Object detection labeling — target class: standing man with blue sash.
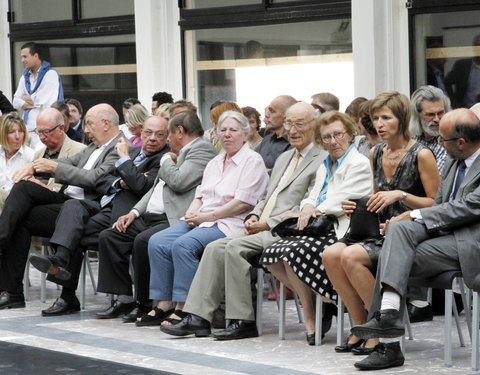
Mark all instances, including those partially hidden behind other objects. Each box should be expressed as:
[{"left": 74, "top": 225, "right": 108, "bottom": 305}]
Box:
[{"left": 13, "top": 42, "right": 64, "bottom": 150}]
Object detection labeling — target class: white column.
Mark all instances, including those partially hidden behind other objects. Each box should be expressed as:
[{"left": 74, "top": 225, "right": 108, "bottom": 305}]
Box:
[
  {"left": 0, "top": 0, "right": 13, "bottom": 100},
  {"left": 352, "top": 0, "right": 410, "bottom": 98},
  {"left": 134, "top": 0, "right": 183, "bottom": 107}
]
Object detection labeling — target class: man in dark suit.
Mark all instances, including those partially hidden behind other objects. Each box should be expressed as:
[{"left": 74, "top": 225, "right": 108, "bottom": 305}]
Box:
[
  {"left": 93, "top": 111, "right": 216, "bottom": 321},
  {"left": 30, "top": 115, "right": 170, "bottom": 316},
  {"left": 0, "top": 103, "right": 123, "bottom": 310},
  {"left": 65, "top": 98, "right": 88, "bottom": 144},
  {"left": 351, "top": 108, "right": 480, "bottom": 370}
]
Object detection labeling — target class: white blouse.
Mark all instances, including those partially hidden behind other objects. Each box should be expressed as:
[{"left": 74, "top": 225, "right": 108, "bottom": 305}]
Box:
[{"left": 0, "top": 145, "right": 35, "bottom": 192}]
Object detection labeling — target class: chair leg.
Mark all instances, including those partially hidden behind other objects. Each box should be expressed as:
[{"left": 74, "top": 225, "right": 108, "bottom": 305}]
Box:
[
  {"left": 444, "top": 289, "right": 453, "bottom": 367},
  {"left": 80, "top": 255, "right": 87, "bottom": 310},
  {"left": 472, "top": 291, "right": 479, "bottom": 371},
  {"left": 279, "top": 282, "right": 286, "bottom": 340},
  {"left": 256, "top": 268, "right": 264, "bottom": 336},
  {"left": 86, "top": 254, "right": 97, "bottom": 295},
  {"left": 314, "top": 293, "right": 323, "bottom": 346},
  {"left": 336, "top": 297, "right": 345, "bottom": 346},
  {"left": 458, "top": 280, "right": 471, "bottom": 341},
  {"left": 452, "top": 294, "right": 465, "bottom": 347}
]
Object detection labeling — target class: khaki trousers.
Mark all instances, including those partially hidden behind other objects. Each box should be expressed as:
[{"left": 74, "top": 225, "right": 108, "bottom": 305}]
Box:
[{"left": 184, "top": 229, "right": 279, "bottom": 322}]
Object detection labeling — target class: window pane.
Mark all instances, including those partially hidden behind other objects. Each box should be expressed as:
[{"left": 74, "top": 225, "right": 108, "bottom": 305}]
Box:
[
  {"left": 12, "top": 0, "right": 71, "bottom": 23},
  {"left": 414, "top": 10, "right": 480, "bottom": 108},
  {"left": 185, "top": 19, "right": 353, "bottom": 128},
  {"left": 185, "top": 0, "right": 260, "bottom": 9},
  {"left": 81, "top": 0, "right": 134, "bottom": 19},
  {"left": 12, "top": 34, "right": 136, "bottom": 116}
]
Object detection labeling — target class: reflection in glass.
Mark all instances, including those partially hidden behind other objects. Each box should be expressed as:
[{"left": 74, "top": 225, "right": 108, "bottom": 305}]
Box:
[{"left": 414, "top": 10, "right": 480, "bottom": 108}]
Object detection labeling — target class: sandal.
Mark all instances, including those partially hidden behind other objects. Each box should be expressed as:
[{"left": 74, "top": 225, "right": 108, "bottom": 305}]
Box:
[
  {"left": 135, "top": 307, "right": 174, "bottom": 327},
  {"left": 161, "top": 309, "right": 188, "bottom": 326}
]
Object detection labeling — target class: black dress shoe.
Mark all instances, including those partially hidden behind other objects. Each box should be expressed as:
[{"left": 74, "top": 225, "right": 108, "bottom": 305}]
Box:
[
  {"left": 122, "top": 303, "right": 151, "bottom": 323},
  {"left": 95, "top": 300, "right": 136, "bottom": 319},
  {"left": 212, "top": 320, "right": 258, "bottom": 341},
  {"left": 354, "top": 342, "right": 404, "bottom": 370},
  {"left": 29, "top": 254, "right": 71, "bottom": 281},
  {"left": 160, "top": 314, "right": 211, "bottom": 337},
  {"left": 334, "top": 336, "right": 364, "bottom": 353},
  {"left": 42, "top": 297, "right": 80, "bottom": 317},
  {"left": 351, "top": 343, "right": 376, "bottom": 356},
  {"left": 306, "top": 333, "right": 315, "bottom": 345},
  {"left": 407, "top": 302, "right": 433, "bottom": 323},
  {"left": 351, "top": 309, "right": 404, "bottom": 340},
  {"left": 0, "top": 291, "right": 25, "bottom": 310},
  {"left": 322, "top": 302, "right": 337, "bottom": 336}
]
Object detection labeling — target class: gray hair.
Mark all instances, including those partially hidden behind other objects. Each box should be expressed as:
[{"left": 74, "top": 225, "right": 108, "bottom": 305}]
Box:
[
  {"left": 409, "top": 85, "right": 451, "bottom": 136},
  {"left": 217, "top": 110, "right": 250, "bottom": 135}
]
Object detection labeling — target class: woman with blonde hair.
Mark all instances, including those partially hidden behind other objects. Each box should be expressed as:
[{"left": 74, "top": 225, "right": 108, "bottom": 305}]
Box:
[
  {"left": 0, "top": 112, "right": 34, "bottom": 209},
  {"left": 125, "top": 104, "right": 149, "bottom": 146}
]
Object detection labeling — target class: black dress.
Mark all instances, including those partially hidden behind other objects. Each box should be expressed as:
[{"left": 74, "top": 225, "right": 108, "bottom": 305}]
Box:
[{"left": 341, "top": 141, "right": 428, "bottom": 269}]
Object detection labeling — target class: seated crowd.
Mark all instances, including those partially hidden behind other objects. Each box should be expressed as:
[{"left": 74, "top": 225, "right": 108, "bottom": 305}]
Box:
[{"left": 0, "top": 85, "right": 478, "bottom": 371}]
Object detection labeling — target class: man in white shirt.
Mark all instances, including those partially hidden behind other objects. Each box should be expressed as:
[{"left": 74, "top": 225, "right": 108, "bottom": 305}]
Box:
[{"left": 13, "top": 42, "right": 64, "bottom": 150}]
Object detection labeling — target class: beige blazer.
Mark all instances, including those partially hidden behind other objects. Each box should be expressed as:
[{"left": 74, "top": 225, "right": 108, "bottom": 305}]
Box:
[{"left": 33, "top": 135, "right": 86, "bottom": 192}]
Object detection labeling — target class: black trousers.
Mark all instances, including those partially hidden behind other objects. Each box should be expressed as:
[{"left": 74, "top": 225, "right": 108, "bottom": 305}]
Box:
[
  {"left": 46, "top": 204, "right": 111, "bottom": 291},
  {"left": 96, "top": 213, "right": 169, "bottom": 302},
  {"left": 0, "top": 181, "right": 70, "bottom": 293}
]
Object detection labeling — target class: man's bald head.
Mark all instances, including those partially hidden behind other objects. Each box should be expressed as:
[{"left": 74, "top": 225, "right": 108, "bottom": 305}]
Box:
[
  {"left": 439, "top": 108, "right": 480, "bottom": 159},
  {"left": 36, "top": 108, "right": 66, "bottom": 153},
  {"left": 84, "top": 103, "right": 120, "bottom": 146}
]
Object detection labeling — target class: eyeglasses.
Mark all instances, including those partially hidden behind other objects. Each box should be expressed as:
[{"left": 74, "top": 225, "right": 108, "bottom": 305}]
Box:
[
  {"left": 422, "top": 110, "right": 445, "bottom": 120},
  {"left": 143, "top": 130, "right": 167, "bottom": 138},
  {"left": 438, "top": 136, "right": 459, "bottom": 143},
  {"left": 34, "top": 124, "right": 61, "bottom": 136},
  {"left": 322, "top": 131, "right": 347, "bottom": 143},
  {"left": 283, "top": 119, "right": 314, "bottom": 130}
]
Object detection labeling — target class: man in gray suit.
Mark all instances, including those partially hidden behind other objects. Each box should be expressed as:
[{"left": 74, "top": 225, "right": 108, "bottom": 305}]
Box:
[
  {"left": 351, "top": 108, "right": 480, "bottom": 370},
  {"left": 0, "top": 103, "right": 123, "bottom": 309},
  {"left": 161, "top": 101, "right": 327, "bottom": 340},
  {"left": 93, "top": 111, "right": 216, "bottom": 321}
]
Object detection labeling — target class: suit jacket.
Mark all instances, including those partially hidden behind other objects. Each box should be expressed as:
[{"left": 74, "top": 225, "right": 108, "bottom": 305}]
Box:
[
  {"left": 249, "top": 145, "right": 327, "bottom": 230},
  {"left": 95, "top": 144, "right": 169, "bottom": 222},
  {"left": 133, "top": 136, "right": 216, "bottom": 225},
  {"left": 420, "top": 154, "right": 480, "bottom": 288},
  {"left": 54, "top": 132, "right": 125, "bottom": 200},
  {"left": 301, "top": 147, "right": 373, "bottom": 238},
  {"left": 34, "top": 135, "right": 86, "bottom": 192}
]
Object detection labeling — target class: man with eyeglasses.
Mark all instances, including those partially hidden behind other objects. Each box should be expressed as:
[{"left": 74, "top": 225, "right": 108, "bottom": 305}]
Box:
[
  {"left": 161, "top": 102, "right": 327, "bottom": 340},
  {"left": 0, "top": 104, "right": 123, "bottom": 310},
  {"left": 406, "top": 86, "right": 451, "bottom": 323},
  {"left": 29, "top": 115, "right": 170, "bottom": 317},
  {"left": 254, "top": 95, "right": 296, "bottom": 172},
  {"left": 410, "top": 85, "right": 451, "bottom": 173}
]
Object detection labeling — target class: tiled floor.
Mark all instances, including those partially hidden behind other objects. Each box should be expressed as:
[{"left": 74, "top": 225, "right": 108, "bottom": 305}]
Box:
[{"left": 0, "top": 262, "right": 478, "bottom": 375}]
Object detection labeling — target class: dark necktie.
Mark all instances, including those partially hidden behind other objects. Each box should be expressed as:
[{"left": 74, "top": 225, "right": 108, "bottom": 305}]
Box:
[{"left": 451, "top": 160, "right": 466, "bottom": 200}]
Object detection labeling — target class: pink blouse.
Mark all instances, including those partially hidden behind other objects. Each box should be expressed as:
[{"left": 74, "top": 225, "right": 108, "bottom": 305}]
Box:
[{"left": 194, "top": 142, "right": 269, "bottom": 236}]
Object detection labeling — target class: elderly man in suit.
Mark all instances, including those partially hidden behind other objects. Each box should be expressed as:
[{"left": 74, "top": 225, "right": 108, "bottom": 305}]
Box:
[
  {"left": 93, "top": 110, "right": 216, "bottom": 321},
  {"left": 351, "top": 108, "right": 480, "bottom": 370},
  {"left": 29, "top": 115, "right": 170, "bottom": 316},
  {"left": 0, "top": 103, "right": 123, "bottom": 309},
  {"left": 161, "top": 101, "right": 327, "bottom": 340}
]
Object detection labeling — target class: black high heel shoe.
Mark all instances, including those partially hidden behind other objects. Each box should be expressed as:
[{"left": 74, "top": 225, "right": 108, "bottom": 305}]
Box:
[
  {"left": 306, "top": 332, "right": 315, "bottom": 345},
  {"left": 334, "top": 335, "right": 365, "bottom": 352}
]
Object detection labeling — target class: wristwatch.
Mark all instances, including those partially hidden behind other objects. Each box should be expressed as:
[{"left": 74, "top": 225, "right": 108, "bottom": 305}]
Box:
[{"left": 401, "top": 191, "right": 407, "bottom": 202}]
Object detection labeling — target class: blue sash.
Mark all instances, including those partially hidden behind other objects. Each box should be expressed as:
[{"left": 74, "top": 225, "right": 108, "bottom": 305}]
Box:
[{"left": 23, "top": 60, "right": 64, "bottom": 123}]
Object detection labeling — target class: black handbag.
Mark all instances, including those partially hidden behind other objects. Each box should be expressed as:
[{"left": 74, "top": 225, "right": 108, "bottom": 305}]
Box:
[
  {"left": 272, "top": 214, "right": 337, "bottom": 238},
  {"left": 344, "top": 196, "right": 382, "bottom": 242}
]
